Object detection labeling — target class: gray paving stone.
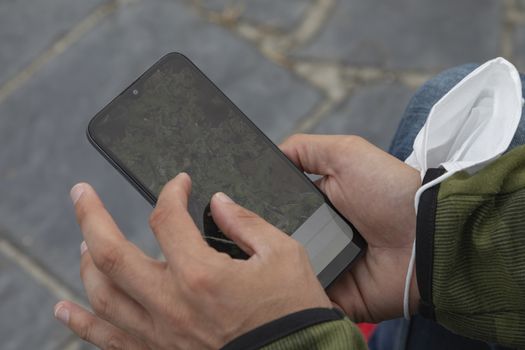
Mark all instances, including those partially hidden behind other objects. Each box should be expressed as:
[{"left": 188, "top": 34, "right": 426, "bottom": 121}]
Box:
[
  {"left": 512, "top": 25, "right": 525, "bottom": 73},
  {"left": 0, "top": 0, "right": 104, "bottom": 86},
  {"left": 197, "top": 0, "right": 232, "bottom": 11},
  {"left": 80, "top": 341, "right": 98, "bottom": 349},
  {"left": 242, "top": 0, "right": 312, "bottom": 31},
  {"left": 0, "top": 0, "right": 320, "bottom": 296},
  {"left": 296, "top": 0, "right": 502, "bottom": 71},
  {"left": 200, "top": 0, "right": 312, "bottom": 31},
  {"left": 0, "top": 249, "right": 71, "bottom": 349},
  {"left": 79, "top": 340, "right": 98, "bottom": 350},
  {"left": 311, "top": 81, "right": 416, "bottom": 150}
]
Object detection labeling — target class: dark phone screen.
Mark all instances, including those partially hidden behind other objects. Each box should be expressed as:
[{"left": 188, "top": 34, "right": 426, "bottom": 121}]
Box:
[{"left": 89, "top": 54, "right": 358, "bottom": 279}]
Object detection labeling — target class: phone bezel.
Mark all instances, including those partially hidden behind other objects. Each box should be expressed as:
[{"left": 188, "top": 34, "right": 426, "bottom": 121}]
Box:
[{"left": 86, "top": 52, "right": 366, "bottom": 288}]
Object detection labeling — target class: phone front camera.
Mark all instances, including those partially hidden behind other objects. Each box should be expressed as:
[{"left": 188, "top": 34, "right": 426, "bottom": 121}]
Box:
[{"left": 132, "top": 89, "right": 139, "bottom": 96}]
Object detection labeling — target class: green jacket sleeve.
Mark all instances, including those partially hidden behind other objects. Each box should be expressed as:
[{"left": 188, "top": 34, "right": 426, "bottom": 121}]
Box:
[
  {"left": 416, "top": 144, "right": 525, "bottom": 348},
  {"left": 221, "top": 308, "right": 367, "bottom": 350},
  {"left": 262, "top": 317, "right": 366, "bottom": 350}
]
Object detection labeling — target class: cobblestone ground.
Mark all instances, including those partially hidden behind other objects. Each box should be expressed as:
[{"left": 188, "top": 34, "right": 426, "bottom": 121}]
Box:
[{"left": 1, "top": 0, "right": 524, "bottom": 348}]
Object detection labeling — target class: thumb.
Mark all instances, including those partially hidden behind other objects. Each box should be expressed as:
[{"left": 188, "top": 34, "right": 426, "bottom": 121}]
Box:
[
  {"left": 279, "top": 134, "right": 346, "bottom": 176},
  {"left": 209, "top": 192, "right": 288, "bottom": 257}
]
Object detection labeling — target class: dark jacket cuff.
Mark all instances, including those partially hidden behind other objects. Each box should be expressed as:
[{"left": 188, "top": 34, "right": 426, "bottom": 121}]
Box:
[
  {"left": 416, "top": 168, "right": 446, "bottom": 320},
  {"left": 221, "top": 308, "right": 345, "bottom": 350}
]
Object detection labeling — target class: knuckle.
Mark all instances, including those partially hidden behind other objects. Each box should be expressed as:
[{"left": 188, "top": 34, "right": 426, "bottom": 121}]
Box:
[
  {"left": 77, "top": 317, "right": 96, "bottom": 342},
  {"left": 96, "top": 245, "right": 124, "bottom": 277},
  {"left": 104, "top": 335, "right": 127, "bottom": 350},
  {"left": 90, "top": 287, "right": 111, "bottom": 318},
  {"left": 223, "top": 206, "right": 259, "bottom": 231},
  {"left": 149, "top": 206, "right": 170, "bottom": 232},
  {"left": 184, "top": 265, "right": 214, "bottom": 291},
  {"left": 234, "top": 208, "right": 261, "bottom": 225}
]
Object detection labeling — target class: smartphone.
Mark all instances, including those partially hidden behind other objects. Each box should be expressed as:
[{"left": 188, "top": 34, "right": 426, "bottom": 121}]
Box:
[{"left": 87, "top": 53, "right": 365, "bottom": 288}]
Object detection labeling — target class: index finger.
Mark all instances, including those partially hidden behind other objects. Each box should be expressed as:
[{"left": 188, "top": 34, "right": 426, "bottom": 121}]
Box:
[
  {"left": 72, "top": 183, "right": 162, "bottom": 305},
  {"left": 149, "top": 173, "right": 210, "bottom": 263}
]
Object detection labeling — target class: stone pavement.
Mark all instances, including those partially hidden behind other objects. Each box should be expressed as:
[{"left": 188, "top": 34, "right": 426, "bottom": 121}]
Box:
[{"left": 0, "top": 0, "right": 524, "bottom": 348}]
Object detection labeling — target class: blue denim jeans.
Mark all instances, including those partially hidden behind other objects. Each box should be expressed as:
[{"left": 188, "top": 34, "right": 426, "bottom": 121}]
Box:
[{"left": 369, "top": 63, "right": 525, "bottom": 350}]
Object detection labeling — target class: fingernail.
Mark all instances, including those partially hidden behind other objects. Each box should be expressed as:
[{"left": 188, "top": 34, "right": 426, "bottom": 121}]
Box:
[
  {"left": 54, "top": 304, "right": 70, "bottom": 325},
  {"left": 215, "top": 192, "right": 234, "bottom": 204},
  {"left": 70, "top": 184, "right": 85, "bottom": 204},
  {"left": 80, "top": 241, "right": 87, "bottom": 255}
]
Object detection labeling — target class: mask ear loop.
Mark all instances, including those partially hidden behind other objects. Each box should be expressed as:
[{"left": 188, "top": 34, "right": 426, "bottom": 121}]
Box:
[{"left": 403, "top": 170, "right": 457, "bottom": 319}]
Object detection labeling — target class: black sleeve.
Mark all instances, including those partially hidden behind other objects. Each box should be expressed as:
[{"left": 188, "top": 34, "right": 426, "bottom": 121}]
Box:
[
  {"left": 221, "top": 308, "right": 345, "bottom": 350},
  {"left": 415, "top": 168, "right": 445, "bottom": 319}
]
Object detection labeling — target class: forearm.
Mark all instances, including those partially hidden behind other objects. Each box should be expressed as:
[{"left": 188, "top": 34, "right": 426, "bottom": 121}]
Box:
[{"left": 416, "top": 145, "right": 525, "bottom": 348}]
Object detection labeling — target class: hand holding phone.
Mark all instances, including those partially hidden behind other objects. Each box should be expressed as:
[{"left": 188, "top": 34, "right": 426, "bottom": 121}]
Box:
[
  {"left": 281, "top": 134, "right": 422, "bottom": 322},
  {"left": 57, "top": 175, "right": 333, "bottom": 349}
]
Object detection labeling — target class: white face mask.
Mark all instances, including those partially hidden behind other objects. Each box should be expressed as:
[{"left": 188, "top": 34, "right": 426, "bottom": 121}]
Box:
[
  {"left": 403, "top": 57, "right": 523, "bottom": 319},
  {"left": 406, "top": 57, "right": 523, "bottom": 176}
]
